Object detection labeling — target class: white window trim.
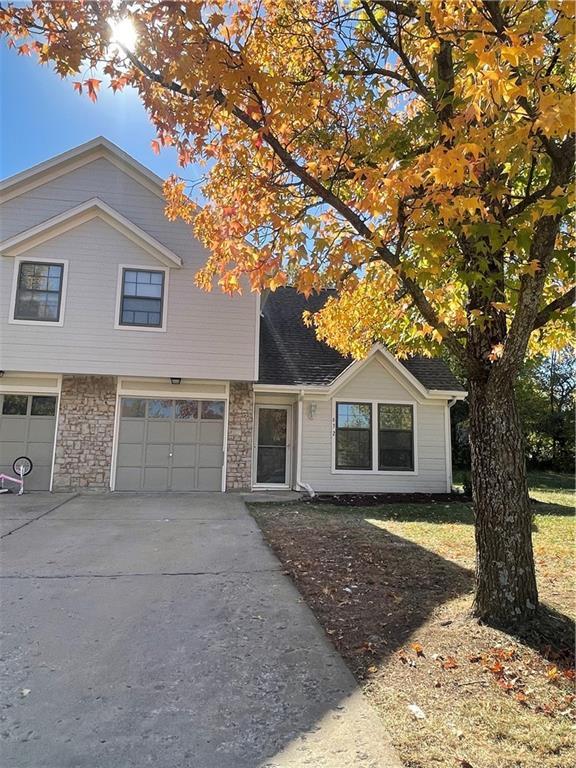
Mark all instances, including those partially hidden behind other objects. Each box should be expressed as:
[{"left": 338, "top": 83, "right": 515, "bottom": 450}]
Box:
[
  {"left": 114, "top": 263, "right": 169, "bottom": 333},
  {"left": 331, "top": 398, "right": 419, "bottom": 476},
  {"left": 8, "top": 256, "right": 69, "bottom": 327}
]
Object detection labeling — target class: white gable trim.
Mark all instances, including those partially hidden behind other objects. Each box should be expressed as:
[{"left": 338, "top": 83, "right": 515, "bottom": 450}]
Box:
[
  {"left": 0, "top": 198, "right": 182, "bottom": 268},
  {"left": 329, "top": 345, "right": 427, "bottom": 397},
  {"left": 253, "top": 344, "right": 467, "bottom": 401},
  {"left": 0, "top": 137, "right": 165, "bottom": 203}
]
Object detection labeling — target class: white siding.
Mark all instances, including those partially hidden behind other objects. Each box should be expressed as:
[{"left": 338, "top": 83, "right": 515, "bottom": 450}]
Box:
[
  {"left": 0, "top": 159, "right": 258, "bottom": 380},
  {"left": 300, "top": 358, "right": 450, "bottom": 493}
]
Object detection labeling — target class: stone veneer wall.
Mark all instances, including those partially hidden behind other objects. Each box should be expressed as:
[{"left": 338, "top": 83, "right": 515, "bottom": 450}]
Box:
[
  {"left": 52, "top": 375, "right": 117, "bottom": 491},
  {"left": 226, "top": 381, "right": 254, "bottom": 490}
]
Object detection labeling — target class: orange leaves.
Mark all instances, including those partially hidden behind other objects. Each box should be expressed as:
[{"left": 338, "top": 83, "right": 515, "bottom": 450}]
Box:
[
  {"left": 110, "top": 76, "right": 129, "bottom": 93},
  {"left": 410, "top": 642, "right": 425, "bottom": 657},
  {"left": 2, "top": 0, "right": 573, "bottom": 362},
  {"left": 85, "top": 78, "right": 101, "bottom": 102},
  {"left": 441, "top": 656, "right": 459, "bottom": 670},
  {"left": 72, "top": 78, "right": 101, "bottom": 102}
]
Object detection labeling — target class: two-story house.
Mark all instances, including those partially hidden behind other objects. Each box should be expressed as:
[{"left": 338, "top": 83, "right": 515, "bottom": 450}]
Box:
[{"left": 0, "top": 138, "right": 465, "bottom": 493}]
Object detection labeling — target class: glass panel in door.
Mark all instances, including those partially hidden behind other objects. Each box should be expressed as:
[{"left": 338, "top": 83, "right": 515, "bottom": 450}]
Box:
[{"left": 256, "top": 408, "right": 288, "bottom": 484}]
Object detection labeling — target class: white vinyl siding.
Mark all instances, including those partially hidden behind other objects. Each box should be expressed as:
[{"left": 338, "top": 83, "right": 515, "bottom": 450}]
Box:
[
  {"left": 0, "top": 158, "right": 258, "bottom": 380},
  {"left": 300, "top": 358, "right": 449, "bottom": 493}
]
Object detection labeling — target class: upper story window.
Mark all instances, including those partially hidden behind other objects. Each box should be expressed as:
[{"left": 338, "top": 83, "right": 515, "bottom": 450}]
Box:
[
  {"left": 119, "top": 268, "right": 165, "bottom": 328},
  {"left": 13, "top": 261, "right": 64, "bottom": 323}
]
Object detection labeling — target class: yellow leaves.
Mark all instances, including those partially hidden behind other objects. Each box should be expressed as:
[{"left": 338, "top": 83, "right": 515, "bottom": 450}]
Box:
[
  {"left": 488, "top": 343, "right": 505, "bottom": 361},
  {"left": 3, "top": 0, "right": 573, "bottom": 362},
  {"left": 499, "top": 45, "right": 523, "bottom": 67},
  {"left": 520, "top": 260, "right": 541, "bottom": 277}
]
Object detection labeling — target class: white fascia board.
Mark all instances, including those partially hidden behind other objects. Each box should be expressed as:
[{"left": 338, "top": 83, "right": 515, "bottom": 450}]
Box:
[
  {"left": 254, "top": 344, "right": 467, "bottom": 402},
  {"left": 426, "top": 390, "right": 468, "bottom": 400},
  {"left": 0, "top": 198, "right": 182, "bottom": 268},
  {"left": 0, "top": 137, "right": 166, "bottom": 202}
]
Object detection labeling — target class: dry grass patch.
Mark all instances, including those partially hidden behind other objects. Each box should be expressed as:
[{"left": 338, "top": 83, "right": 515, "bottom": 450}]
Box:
[{"left": 249, "top": 473, "right": 575, "bottom": 768}]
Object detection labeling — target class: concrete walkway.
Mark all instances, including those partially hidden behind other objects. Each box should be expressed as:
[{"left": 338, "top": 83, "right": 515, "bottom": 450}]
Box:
[{"left": 0, "top": 493, "right": 401, "bottom": 768}]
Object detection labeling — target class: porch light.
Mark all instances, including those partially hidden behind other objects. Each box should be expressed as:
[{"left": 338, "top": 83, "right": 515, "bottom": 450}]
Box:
[
  {"left": 307, "top": 402, "right": 317, "bottom": 419},
  {"left": 170, "top": 377, "right": 181, "bottom": 385}
]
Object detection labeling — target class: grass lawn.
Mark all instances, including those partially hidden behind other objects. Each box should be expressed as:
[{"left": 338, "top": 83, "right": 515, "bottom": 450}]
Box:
[{"left": 249, "top": 472, "right": 575, "bottom": 768}]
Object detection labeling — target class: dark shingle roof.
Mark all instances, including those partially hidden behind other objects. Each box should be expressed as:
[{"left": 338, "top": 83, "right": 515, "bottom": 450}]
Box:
[{"left": 258, "top": 287, "right": 465, "bottom": 392}]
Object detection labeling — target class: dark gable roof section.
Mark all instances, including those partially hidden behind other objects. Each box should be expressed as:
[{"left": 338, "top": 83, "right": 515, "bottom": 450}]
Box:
[{"left": 258, "top": 287, "right": 466, "bottom": 392}]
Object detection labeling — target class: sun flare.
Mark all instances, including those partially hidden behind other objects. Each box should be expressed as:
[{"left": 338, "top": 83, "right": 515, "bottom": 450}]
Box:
[{"left": 108, "top": 17, "right": 137, "bottom": 52}]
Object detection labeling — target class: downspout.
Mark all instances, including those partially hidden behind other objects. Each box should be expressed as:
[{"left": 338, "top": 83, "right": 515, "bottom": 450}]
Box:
[
  {"left": 446, "top": 397, "right": 457, "bottom": 492},
  {"left": 295, "top": 390, "right": 315, "bottom": 498}
]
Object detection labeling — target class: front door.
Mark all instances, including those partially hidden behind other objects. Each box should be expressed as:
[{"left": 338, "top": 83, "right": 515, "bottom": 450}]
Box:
[{"left": 254, "top": 406, "right": 290, "bottom": 487}]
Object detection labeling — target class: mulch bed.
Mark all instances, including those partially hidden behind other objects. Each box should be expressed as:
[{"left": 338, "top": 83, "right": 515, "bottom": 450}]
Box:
[{"left": 308, "top": 492, "right": 471, "bottom": 506}]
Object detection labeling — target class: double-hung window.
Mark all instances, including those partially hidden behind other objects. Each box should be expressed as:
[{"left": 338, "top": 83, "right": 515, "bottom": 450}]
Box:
[
  {"left": 335, "top": 403, "right": 372, "bottom": 470},
  {"left": 13, "top": 261, "right": 64, "bottom": 322},
  {"left": 119, "top": 268, "right": 165, "bottom": 328},
  {"left": 334, "top": 401, "right": 415, "bottom": 472},
  {"left": 378, "top": 404, "right": 414, "bottom": 471}
]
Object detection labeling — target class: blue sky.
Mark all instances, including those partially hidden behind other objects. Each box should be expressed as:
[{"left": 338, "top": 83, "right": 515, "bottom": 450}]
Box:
[{"left": 0, "top": 44, "right": 182, "bottom": 181}]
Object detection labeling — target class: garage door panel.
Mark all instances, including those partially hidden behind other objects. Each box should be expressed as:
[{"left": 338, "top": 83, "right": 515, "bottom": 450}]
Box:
[
  {"left": 0, "top": 419, "right": 28, "bottom": 442},
  {"left": 27, "top": 466, "right": 52, "bottom": 491},
  {"left": 26, "top": 442, "right": 54, "bottom": 464},
  {"left": 199, "top": 422, "right": 224, "bottom": 444},
  {"left": 198, "top": 467, "right": 222, "bottom": 491},
  {"left": 173, "top": 421, "right": 198, "bottom": 443},
  {"left": 198, "top": 444, "right": 223, "bottom": 468},
  {"left": 170, "top": 467, "right": 196, "bottom": 491},
  {"left": 143, "top": 467, "right": 169, "bottom": 490},
  {"left": 145, "top": 444, "right": 170, "bottom": 467},
  {"left": 117, "top": 443, "right": 143, "bottom": 467},
  {"left": 147, "top": 421, "right": 171, "bottom": 443},
  {"left": 28, "top": 419, "right": 55, "bottom": 442},
  {"left": 172, "top": 444, "right": 198, "bottom": 467},
  {"left": 0, "top": 442, "right": 25, "bottom": 463},
  {"left": 118, "top": 421, "right": 146, "bottom": 443},
  {"left": 115, "top": 467, "right": 141, "bottom": 491}
]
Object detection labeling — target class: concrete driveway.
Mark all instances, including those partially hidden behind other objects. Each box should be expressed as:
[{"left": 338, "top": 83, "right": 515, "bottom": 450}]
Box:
[{"left": 0, "top": 493, "right": 400, "bottom": 768}]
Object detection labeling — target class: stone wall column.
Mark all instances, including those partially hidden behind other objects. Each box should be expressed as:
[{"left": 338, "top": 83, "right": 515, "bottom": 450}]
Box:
[
  {"left": 226, "top": 381, "right": 253, "bottom": 490},
  {"left": 52, "top": 375, "right": 117, "bottom": 491}
]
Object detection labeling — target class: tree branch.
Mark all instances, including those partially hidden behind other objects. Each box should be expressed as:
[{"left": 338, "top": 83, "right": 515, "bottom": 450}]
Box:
[{"left": 532, "top": 287, "right": 575, "bottom": 330}]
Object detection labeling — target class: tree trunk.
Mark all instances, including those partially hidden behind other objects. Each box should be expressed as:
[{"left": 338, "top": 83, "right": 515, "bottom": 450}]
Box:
[{"left": 469, "top": 375, "right": 539, "bottom": 625}]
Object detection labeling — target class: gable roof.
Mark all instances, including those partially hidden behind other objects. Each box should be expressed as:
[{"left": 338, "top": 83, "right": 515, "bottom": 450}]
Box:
[
  {"left": 0, "top": 137, "right": 165, "bottom": 203},
  {"left": 0, "top": 198, "right": 182, "bottom": 267},
  {"left": 258, "top": 287, "right": 466, "bottom": 393}
]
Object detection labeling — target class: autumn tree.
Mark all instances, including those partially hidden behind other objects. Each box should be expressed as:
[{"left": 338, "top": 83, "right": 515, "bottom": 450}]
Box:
[{"left": 1, "top": 0, "right": 574, "bottom": 626}]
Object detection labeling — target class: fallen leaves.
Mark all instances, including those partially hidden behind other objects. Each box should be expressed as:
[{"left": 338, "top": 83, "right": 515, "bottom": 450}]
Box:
[
  {"left": 411, "top": 642, "right": 425, "bottom": 657},
  {"left": 441, "top": 656, "right": 459, "bottom": 670}
]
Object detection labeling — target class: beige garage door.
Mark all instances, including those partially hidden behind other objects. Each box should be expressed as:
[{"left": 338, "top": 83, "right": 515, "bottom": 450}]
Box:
[
  {"left": 0, "top": 394, "right": 57, "bottom": 490},
  {"left": 115, "top": 398, "right": 226, "bottom": 491}
]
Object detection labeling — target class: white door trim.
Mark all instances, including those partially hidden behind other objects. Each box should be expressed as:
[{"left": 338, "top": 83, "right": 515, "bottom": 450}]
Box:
[{"left": 252, "top": 404, "right": 292, "bottom": 489}]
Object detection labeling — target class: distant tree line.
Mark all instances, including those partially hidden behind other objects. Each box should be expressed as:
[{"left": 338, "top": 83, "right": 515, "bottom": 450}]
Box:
[{"left": 452, "top": 349, "right": 575, "bottom": 474}]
